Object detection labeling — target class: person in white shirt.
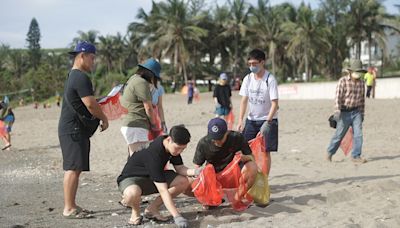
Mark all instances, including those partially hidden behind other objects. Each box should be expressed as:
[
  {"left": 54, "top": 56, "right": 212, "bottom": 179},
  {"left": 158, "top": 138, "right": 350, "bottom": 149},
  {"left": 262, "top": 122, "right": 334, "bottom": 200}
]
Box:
[{"left": 237, "top": 49, "right": 279, "bottom": 176}]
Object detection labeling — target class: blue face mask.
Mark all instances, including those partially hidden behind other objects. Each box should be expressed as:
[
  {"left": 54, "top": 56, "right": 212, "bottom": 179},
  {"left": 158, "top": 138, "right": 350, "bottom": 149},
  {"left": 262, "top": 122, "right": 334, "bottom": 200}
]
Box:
[{"left": 249, "top": 66, "right": 260, "bottom": 74}]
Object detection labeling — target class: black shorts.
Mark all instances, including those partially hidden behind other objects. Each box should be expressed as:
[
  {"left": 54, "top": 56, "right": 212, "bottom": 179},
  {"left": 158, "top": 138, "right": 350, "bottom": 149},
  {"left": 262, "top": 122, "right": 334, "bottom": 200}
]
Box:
[
  {"left": 243, "top": 119, "right": 278, "bottom": 152},
  {"left": 59, "top": 133, "right": 91, "bottom": 171},
  {"left": 118, "top": 170, "right": 178, "bottom": 195}
]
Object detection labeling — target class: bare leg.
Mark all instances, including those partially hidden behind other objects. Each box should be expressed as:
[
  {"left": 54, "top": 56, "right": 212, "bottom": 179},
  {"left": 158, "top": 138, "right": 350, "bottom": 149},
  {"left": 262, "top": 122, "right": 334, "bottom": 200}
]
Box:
[
  {"left": 123, "top": 185, "right": 142, "bottom": 224},
  {"left": 266, "top": 152, "right": 271, "bottom": 176},
  {"left": 128, "top": 141, "right": 148, "bottom": 156},
  {"left": 63, "top": 170, "right": 81, "bottom": 215},
  {"left": 145, "top": 175, "right": 189, "bottom": 217},
  {"left": 241, "top": 161, "right": 258, "bottom": 189}
]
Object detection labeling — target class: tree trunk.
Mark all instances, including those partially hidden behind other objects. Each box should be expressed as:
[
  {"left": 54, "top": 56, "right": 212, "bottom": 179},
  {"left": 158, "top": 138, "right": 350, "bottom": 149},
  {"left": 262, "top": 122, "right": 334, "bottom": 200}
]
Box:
[
  {"left": 233, "top": 30, "right": 239, "bottom": 78},
  {"left": 269, "top": 41, "right": 276, "bottom": 76},
  {"left": 368, "top": 34, "right": 372, "bottom": 66},
  {"left": 305, "top": 53, "right": 310, "bottom": 82},
  {"left": 356, "top": 40, "right": 361, "bottom": 60}
]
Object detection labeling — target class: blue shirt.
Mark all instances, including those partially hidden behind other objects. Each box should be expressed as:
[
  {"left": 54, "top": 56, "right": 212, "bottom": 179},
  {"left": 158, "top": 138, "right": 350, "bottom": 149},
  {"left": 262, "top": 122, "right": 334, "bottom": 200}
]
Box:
[{"left": 151, "top": 85, "right": 165, "bottom": 105}]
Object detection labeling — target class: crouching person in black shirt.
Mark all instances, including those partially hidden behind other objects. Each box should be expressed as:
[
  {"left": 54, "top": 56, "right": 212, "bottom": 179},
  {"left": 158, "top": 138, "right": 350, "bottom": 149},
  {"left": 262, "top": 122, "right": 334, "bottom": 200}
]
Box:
[{"left": 117, "top": 125, "right": 200, "bottom": 227}]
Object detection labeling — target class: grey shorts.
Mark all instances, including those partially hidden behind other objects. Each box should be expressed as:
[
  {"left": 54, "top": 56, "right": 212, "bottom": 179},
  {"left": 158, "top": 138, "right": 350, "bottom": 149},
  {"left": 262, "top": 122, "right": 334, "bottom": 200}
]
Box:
[
  {"left": 59, "top": 133, "right": 91, "bottom": 171},
  {"left": 118, "top": 170, "right": 178, "bottom": 195}
]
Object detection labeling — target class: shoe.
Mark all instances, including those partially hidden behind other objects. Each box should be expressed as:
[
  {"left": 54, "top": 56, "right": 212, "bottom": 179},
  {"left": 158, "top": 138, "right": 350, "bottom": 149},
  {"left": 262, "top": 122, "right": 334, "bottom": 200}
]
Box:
[
  {"left": 351, "top": 157, "right": 367, "bottom": 164},
  {"left": 326, "top": 153, "right": 333, "bottom": 162}
]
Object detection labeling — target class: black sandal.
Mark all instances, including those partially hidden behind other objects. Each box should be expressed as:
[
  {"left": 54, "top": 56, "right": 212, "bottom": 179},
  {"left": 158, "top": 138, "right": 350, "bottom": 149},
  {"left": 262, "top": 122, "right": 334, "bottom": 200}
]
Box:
[{"left": 128, "top": 216, "right": 143, "bottom": 226}]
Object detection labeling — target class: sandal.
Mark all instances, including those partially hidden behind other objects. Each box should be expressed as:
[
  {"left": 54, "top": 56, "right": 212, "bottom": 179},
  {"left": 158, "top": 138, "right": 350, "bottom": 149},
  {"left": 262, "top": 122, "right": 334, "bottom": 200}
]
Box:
[
  {"left": 2, "top": 144, "right": 11, "bottom": 151},
  {"left": 143, "top": 210, "right": 170, "bottom": 222},
  {"left": 128, "top": 216, "right": 143, "bottom": 226},
  {"left": 63, "top": 207, "right": 94, "bottom": 219}
]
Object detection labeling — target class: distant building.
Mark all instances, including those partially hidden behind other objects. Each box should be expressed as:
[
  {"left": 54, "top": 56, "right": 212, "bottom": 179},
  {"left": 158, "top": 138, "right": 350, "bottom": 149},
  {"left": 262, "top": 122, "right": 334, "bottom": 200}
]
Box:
[{"left": 349, "top": 31, "right": 400, "bottom": 67}]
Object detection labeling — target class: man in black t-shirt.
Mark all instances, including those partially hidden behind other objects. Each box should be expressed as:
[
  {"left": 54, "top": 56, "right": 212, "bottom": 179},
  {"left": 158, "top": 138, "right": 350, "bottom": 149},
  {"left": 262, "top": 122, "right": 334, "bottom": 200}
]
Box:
[
  {"left": 213, "top": 73, "right": 232, "bottom": 118},
  {"left": 58, "top": 41, "right": 109, "bottom": 219},
  {"left": 193, "top": 118, "right": 257, "bottom": 190},
  {"left": 117, "top": 125, "right": 200, "bottom": 227}
]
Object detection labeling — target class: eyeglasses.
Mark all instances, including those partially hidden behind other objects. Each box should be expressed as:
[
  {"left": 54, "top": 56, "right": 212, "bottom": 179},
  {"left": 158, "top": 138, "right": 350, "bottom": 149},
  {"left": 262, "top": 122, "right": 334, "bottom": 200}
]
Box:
[{"left": 247, "top": 61, "right": 260, "bottom": 66}]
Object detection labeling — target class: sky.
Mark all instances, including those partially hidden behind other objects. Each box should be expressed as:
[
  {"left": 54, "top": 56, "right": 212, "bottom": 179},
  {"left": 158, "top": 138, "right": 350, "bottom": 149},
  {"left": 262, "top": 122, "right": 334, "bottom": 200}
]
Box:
[{"left": 0, "top": 0, "right": 399, "bottom": 49}]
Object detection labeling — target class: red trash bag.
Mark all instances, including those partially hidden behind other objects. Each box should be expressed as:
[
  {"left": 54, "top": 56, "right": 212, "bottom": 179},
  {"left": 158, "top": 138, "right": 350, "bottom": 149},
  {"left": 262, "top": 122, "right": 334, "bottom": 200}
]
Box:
[
  {"left": 98, "top": 84, "right": 128, "bottom": 121},
  {"left": 191, "top": 164, "right": 223, "bottom": 206},
  {"left": 148, "top": 105, "right": 163, "bottom": 140},
  {"left": 0, "top": 120, "right": 6, "bottom": 137},
  {"left": 340, "top": 127, "right": 353, "bottom": 156},
  {"left": 216, "top": 154, "right": 242, "bottom": 188},
  {"left": 225, "top": 110, "right": 234, "bottom": 130},
  {"left": 249, "top": 134, "right": 268, "bottom": 175},
  {"left": 223, "top": 178, "right": 253, "bottom": 211},
  {"left": 217, "top": 154, "right": 253, "bottom": 211}
]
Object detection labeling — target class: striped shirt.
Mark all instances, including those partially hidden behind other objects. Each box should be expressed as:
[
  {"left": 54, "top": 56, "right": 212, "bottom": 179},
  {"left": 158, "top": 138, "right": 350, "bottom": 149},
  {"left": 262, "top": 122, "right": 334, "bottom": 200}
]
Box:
[{"left": 335, "top": 75, "right": 365, "bottom": 115}]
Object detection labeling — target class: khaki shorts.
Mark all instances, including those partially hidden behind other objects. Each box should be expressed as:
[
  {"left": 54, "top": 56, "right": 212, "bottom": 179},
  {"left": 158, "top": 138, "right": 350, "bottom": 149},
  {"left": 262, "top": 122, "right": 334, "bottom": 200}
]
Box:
[{"left": 118, "top": 170, "right": 178, "bottom": 195}]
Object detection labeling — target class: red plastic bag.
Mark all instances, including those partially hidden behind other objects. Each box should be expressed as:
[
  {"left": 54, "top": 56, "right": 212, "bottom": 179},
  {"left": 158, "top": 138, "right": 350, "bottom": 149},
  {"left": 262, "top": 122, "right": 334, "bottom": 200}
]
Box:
[
  {"left": 192, "top": 164, "right": 223, "bottom": 206},
  {"left": 98, "top": 85, "right": 127, "bottom": 120},
  {"left": 148, "top": 105, "right": 163, "bottom": 140},
  {"left": 0, "top": 120, "right": 6, "bottom": 137},
  {"left": 216, "top": 154, "right": 242, "bottom": 188},
  {"left": 223, "top": 179, "right": 253, "bottom": 211},
  {"left": 340, "top": 127, "right": 353, "bottom": 156},
  {"left": 225, "top": 110, "right": 234, "bottom": 130},
  {"left": 249, "top": 134, "right": 268, "bottom": 175},
  {"left": 216, "top": 154, "right": 253, "bottom": 211}
]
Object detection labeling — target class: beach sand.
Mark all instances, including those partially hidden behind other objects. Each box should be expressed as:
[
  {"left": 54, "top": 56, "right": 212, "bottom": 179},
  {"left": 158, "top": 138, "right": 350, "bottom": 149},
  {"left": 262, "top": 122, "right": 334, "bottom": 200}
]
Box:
[{"left": 1, "top": 92, "right": 400, "bottom": 228}]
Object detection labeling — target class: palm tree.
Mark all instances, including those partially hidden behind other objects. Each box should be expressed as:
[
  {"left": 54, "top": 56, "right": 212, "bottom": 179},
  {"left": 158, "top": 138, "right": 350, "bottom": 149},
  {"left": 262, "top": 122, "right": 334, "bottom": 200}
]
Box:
[
  {"left": 98, "top": 35, "right": 115, "bottom": 73},
  {"left": 319, "top": 0, "right": 351, "bottom": 79},
  {"left": 249, "top": 0, "right": 287, "bottom": 77},
  {"left": 283, "top": 3, "right": 331, "bottom": 81},
  {"left": 71, "top": 30, "right": 99, "bottom": 46},
  {"left": 222, "top": 0, "right": 250, "bottom": 78},
  {"left": 148, "top": 0, "right": 207, "bottom": 85}
]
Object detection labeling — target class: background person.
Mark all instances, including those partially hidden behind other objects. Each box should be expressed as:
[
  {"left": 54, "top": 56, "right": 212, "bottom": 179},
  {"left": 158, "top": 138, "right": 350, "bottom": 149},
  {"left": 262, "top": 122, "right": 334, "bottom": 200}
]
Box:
[
  {"left": 58, "top": 41, "right": 109, "bottom": 218},
  {"left": 213, "top": 73, "right": 232, "bottom": 118},
  {"left": 150, "top": 80, "right": 168, "bottom": 136},
  {"left": 327, "top": 59, "right": 367, "bottom": 164},
  {"left": 120, "top": 58, "right": 160, "bottom": 156},
  {"left": 237, "top": 49, "right": 279, "bottom": 176},
  {"left": 0, "top": 101, "right": 15, "bottom": 151},
  {"left": 364, "top": 67, "right": 376, "bottom": 98}
]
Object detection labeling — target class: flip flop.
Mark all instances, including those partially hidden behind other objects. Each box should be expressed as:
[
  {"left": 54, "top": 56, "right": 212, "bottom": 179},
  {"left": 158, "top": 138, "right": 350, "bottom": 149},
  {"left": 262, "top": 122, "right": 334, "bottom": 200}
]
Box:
[
  {"left": 128, "top": 216, "right": 143, "bottom": 226},
  {"left": 143, "top": 211, "right": 170, "bottom": 222},
  {"left": 63, "top": 207, "right": 94, "bottom": 219},
  {"left": 2, "top": 144, "right": 11, "bottom": 150}
]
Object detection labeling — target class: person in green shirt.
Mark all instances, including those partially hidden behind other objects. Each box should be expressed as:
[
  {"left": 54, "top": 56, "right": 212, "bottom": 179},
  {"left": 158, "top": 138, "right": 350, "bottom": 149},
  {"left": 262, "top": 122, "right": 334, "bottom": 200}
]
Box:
[
  {"left": 364, "top": 67, "right": 376, "bottom": 98},
  {"left": 120, "top": 58, "right": 161, "bottom": 156}
]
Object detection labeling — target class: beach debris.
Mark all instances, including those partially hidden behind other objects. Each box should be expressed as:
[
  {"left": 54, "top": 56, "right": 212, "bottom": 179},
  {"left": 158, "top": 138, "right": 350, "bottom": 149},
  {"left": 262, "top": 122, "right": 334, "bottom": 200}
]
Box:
[
  {"left": 81, "top": 182, "right": 88, "bottom": 186},
  {"left": 111, "top": 212, "right": 119, "bottom": 216}
]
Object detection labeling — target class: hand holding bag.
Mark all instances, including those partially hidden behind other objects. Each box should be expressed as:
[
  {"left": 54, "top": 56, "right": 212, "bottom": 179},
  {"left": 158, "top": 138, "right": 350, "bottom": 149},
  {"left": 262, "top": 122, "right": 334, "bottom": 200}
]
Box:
[{"left": 64, "top": 94, "right": 99, "bottom": 137}]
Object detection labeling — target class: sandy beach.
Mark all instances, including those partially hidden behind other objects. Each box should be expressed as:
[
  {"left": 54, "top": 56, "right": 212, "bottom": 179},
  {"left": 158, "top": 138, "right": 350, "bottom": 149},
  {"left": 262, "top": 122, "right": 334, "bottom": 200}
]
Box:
[{"left": 1, "top": 91, "right": 400, "bottom": 228}]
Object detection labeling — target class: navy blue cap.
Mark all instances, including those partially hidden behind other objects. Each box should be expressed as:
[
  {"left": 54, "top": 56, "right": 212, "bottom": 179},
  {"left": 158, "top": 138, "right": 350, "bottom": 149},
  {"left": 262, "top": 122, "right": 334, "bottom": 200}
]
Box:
[
  {"left": 138, "top": 58, "right": 161, "bottom": 79},
  {"left": 207, "top": 118, "right": 228, "bottom": 140},
  {"left": 68, "top": 41, "right": 96, "bottom": 55}
]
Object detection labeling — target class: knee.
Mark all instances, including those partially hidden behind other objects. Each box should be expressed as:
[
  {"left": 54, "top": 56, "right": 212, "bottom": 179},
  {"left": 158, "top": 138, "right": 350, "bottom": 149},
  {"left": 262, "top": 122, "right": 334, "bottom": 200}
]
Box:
[
  {"left": 124, "top": 186, "right": 142, "bottom": 202},
  {"left": 172, "top": 175, "right": 190, "bottom": 191}
]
